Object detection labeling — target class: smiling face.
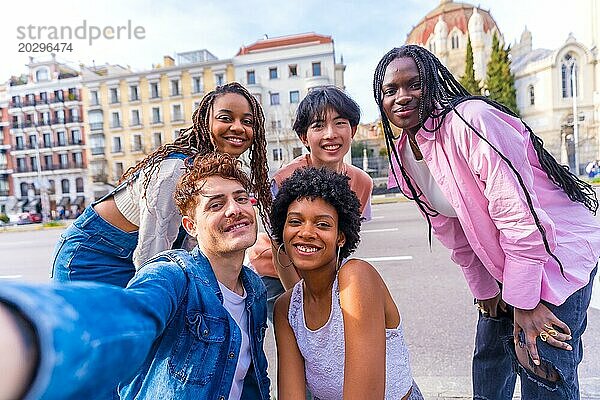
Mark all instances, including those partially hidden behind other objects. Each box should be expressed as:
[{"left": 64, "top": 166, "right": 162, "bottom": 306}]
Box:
[
  {"left": 209, "top": 93, "right": 255, "bottom": 157},
  {"left": 381, "top": 57, "right": 422, "bottom": 135},
  {"left": 302, "top": 108, "right": 356, "bottom": 169},
  {"left": 283, "top": 197, "right": 345, "bottom": 272},
  {"left": 183, "top": 176, "right": 257, "bottom": 257}
]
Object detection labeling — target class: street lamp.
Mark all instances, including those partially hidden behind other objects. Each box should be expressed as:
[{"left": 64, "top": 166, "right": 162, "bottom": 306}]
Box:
[{"left": 566, "top": 56, "right": 580, "bottom": 175}]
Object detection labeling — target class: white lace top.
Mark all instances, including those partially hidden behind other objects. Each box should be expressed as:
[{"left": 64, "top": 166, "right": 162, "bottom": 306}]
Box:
[{"left": 288, "top": 275, "right": 414, "bottom": 400}]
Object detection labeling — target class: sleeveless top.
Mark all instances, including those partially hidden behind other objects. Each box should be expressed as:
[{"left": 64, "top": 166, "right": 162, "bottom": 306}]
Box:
[{"left": 288, "top": 274, "right": 414, "bottom": 399}]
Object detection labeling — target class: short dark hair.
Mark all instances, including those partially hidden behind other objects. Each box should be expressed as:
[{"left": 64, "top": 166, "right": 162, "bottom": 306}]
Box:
[
  {"left": 270, "top": 167, "right": 362, "bottom": 260},
  {"left": 292, "top": 86, "right": 361, "bottom": 143}
]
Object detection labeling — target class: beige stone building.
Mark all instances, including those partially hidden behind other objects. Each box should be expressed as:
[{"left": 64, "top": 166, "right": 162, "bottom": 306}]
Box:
[{"left": 82, "top": 50, "right": 233, "bottom": 197}]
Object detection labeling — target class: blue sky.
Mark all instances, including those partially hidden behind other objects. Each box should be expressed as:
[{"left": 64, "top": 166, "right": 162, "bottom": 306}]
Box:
[{"left": 1, "top": 0, "right": 588, "bottom": 122}]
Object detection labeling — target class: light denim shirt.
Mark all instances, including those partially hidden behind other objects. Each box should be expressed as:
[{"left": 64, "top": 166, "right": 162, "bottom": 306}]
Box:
[{"left": 0, "top": 247, "right": 270, "bottom": 400}]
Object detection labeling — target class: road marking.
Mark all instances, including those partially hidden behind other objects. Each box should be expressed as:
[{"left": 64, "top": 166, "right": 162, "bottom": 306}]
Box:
[
  {"left": 363, "top": 256, "right": 413, "bottom": 262},
  {"left": 362, "top": 228, "right": 399, "bottom": 233},
  {"left": 0, "top": 275, "right": 23, "bottom": 279},
  {"left": 371, "top": 216, "right": 385, "bottom": 220}
]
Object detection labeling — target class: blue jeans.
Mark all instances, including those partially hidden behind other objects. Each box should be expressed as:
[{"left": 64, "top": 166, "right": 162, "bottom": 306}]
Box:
[
  {"left": 51, "top": 205, "right": 138, "bottom": 287},
  {"left": 261, "top": 276, "right": 285, "bottom": 324},
  {"left": 473, "top": 267, "right": 597, "bottom": 400}
]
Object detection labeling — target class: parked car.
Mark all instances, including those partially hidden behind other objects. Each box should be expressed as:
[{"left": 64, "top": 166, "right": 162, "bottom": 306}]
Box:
[{"left": 17, "top": 212, "right": 42, "bottom": 224}]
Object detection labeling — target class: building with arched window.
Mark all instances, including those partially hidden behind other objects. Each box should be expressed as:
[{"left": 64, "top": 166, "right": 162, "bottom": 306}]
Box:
[{"left": 512, "top": 28, "right": 598, "bottom": 175}]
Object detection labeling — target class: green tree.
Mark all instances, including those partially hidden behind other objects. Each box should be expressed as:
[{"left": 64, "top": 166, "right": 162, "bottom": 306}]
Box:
[
  {"left": 460, "top": 36, "right": 481, "bottom": 94},
  {"left": 485, "top": 33, "right": 519, "bottom": 115}
]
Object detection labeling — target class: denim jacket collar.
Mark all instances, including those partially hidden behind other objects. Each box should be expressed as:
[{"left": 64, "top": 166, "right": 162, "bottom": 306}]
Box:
[{"left": 190, "top": 246, "right": 257, "bottom": 309}]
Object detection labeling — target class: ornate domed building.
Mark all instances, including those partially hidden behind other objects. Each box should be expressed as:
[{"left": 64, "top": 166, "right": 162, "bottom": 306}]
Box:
[{"left": 405, "top": 0, "right": 502, "bottom": 81}]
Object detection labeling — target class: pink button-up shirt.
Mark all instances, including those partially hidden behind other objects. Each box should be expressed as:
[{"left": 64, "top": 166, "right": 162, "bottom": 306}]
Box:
[{"left": 388, "top": 100, "right": 600, "bottom": 309}]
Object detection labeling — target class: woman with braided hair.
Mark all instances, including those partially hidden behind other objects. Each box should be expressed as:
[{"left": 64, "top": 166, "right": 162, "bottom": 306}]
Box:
[
  {"left": 52, "top": 82, "right": 271, "bottom": 288},
  {"left": 373, "top": 45, "right": 600, "bottom": 399}
]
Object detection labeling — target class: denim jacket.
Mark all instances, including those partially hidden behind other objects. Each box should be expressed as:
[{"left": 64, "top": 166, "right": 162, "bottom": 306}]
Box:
[{"left": 0, "top": 247, "right": 270, "bottom": 400}]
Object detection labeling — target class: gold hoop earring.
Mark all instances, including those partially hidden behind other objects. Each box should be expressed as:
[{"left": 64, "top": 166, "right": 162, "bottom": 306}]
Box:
[{"left": 276, "top": 243, "right": 294, "bottom": 268}]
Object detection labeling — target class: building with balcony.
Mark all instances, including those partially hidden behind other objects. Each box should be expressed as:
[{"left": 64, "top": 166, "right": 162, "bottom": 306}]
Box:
[
  {"left": 6, "top": 55, "right": 89, "bottom": 217},
  {"left": 0, "top": 87, "right": 13, "bottom": 214},
  {"left": 233, "top": 33, "right": 346, "bottom": 174},
  {"left": 81, "top": 50, "right": 233, "bottom": 198}
]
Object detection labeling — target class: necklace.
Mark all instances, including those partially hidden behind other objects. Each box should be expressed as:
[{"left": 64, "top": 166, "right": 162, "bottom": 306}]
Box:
[{"left": 406, "top": 134, "right": 423, "bottom": 161}]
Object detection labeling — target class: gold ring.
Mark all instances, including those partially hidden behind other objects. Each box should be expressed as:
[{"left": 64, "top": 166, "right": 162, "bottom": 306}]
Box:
[
  {"left": 547, "top": 328, "right": 559, "bottom": 337},
  {"left": 539, "top": 331, "right": 550, "bottom": 342}
]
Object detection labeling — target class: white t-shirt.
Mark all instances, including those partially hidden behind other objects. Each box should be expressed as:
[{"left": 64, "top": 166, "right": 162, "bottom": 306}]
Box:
[
  {"left": 401, "top": 143, "right": 457, "bottom": 217},
  {"left": 218, "top": 281, "right": 251, "bottom": 400}
]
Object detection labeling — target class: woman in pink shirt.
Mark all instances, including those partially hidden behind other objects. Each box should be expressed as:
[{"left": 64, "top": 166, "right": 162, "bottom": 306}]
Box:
[{"left": 373, "top": 45, "right": 599, "bottom": 399}]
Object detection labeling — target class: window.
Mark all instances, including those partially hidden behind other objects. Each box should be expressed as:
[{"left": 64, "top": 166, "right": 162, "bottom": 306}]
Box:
[
  {"left": 109, "top": 88, "right": 119, "bottom": 104},
  {"left": 451, "top": 34, "right": 459, "bottom": 49},
  {"left": 30, "top": 156, "right": 38, "bottom": 171},
  {"left": 561, "top": 53, "right": 578, "bottom": 98},
  {"left": 171, "top": 79, "right": 180, "bottom": 96},
  {"left": 36, "top": 68, "right": 49, "bottom": 82},
  {"left": 293, "top": 147, "right": 303, "bottom": 158},
  {"left": 39, "top": 92, "right": 48, "bottom": 103},
  {"left": 114, "top": 162, "right": 124, "bottom": 181},
  {"left": 16, "top": 158, "right": 26, "bottom": 173},
  {"left": 290, "top": 90, "right": 300, "bottom": 104},
  {"left": 215, "top": 73, "right": 225, "bottom": 86},
  {"left": 289, "top": 65, "right": 298, "bottom": 77},
  {"left": 269, "top": 67, "right": 278, "bottom": 80},
  {"left": 20, "top": 182, "right": 28, "bottom": 197},
  {"left": 193, "top": 76, "right": 203, "bottom": 93},
  {"left": 253, "top": 93, "right": 262, "bottom": 104},
  {"left": 44, "top": 155, "right": 53, "bottom": 170},
  {"left": 153, "top": 132, "right": 163, "bottom": 149},
  {"left": 71, "top": 130, "right": 82, "bottom": 144},
  {"left": 271, "top": 120, "right": 282, "bottom": 129},
  {"left": 15, "top": 136, "right": 25, "bottom": 150},
  {"left": 112, "top": 137, "right": 122, "bottom": 153},
  {"left": 57, "top": 131, "right": 67, "bottom": 146},
  {"left": 152, "top": 107, "right": 161, "bottom": 124},
  {"left": 111, "top": 112, "right": 121, "bottom": 128},
  {"left": 172, "top": 104, "right": 183, "bottom": 122},
  {"left": 273, "top": 148, "right": 283, "bottom": 161},
  {"left": 43, "top": 133, "right": 52, "bottom": 147},
  {"left": 89, "top": 136, "right": 105, "bottom": 155},
  {"left": 48, "top": 180, "right": 55, "bottom": 194},
  {"left": 75, "top": 178, "right": 84, "bottom": 193},
  {"left": 41, "top": 111, "right": 51, "bottom": 125},
  {"left": 312, "top": 62, "right": 321, "bottom": 77},
  {"left": 88, "top": 110, "right": 103, "bottom": 130},
  {"left": 29, "top": 134, "right": 37, "bottom": 148},
  {"left": 528, "top": 85, "right": 535, "bottom": 106},
  {"left": 131, "top": 110, "right": 141, "bottom": 126},
  {"left": 150, "top": 82, "right": 160, "bottom": 98},
  {"left": 132, "top": 134, "right": 143, "bottom": 152},
  {"left": 247, "top": 70, "right": 256, "bottom": 85},
  {"left": 54, "top": 90, "right": 64, "bottom": 102},
  {"left": 54, "top": 109, "right": 65, "bottom": 124},
  {"left": 61, "top": 179, "right": 70, "bottom": 194},
  {"left": 270, "top": 92, "right": 280, "bottom": 105},
  {"left": 59, "top": 154, "right": 68, "bottom": 169},
  {"left": 129, "top": 85, "right": 139, "bottom": 101},
  {"left": 173, "top": 130, "right": 181, "bottom": 140},
  {"left": 89, "top": 90, "right": 99, "bottom": 105},
  {"left": 72, "top": 152, "right": 83, "bottom": 168}
]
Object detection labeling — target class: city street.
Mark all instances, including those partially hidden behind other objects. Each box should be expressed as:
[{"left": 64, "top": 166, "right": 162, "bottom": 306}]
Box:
[{"left": 1, "top": 202, "right": 599, "bottom": 398}]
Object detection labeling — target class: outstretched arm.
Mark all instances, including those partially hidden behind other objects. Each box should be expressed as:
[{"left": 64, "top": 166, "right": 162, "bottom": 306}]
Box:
[
  {"left": 274, "top": 292, "right": 306, "bottom": 400},
  {"left": 0, "top": 259, "right": 187, "bottom": 399}
]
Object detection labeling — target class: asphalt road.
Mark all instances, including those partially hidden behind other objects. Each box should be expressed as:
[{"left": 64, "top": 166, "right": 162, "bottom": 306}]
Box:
[{"left": 1, "top": 202, "right": 599, "bottom": 398}]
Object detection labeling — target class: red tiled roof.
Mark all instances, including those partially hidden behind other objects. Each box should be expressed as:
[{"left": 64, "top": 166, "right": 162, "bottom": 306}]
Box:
[
  {"left": 406, "top": 1, "right": 499, "bottom": 45},
  {"left": 236, "top": 33, "right": 333, "bottom": 56}
]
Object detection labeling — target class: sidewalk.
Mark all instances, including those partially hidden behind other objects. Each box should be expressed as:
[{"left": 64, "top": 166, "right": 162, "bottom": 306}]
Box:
[{"left": 416, "top": 376, "right": 600, "bottom": 399}]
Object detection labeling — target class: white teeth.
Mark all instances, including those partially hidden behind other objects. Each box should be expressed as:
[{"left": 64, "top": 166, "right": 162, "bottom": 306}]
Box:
[
  {"left": 227, "top": 223, "right": 247, "bottom": 232},
  {"left": 323, "top": 145, "right": 340, "bottom": 151},
  {"left": 228, "top": 138, "right": 243, "bottom": 143},
  {"left": 297, "top": 245, "right": 318, "bottom": 253}
]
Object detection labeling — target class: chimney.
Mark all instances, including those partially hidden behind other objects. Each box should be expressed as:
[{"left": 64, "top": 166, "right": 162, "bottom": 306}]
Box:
[{"left": 163, "top": 55, "right": 175, "bottom": 67}]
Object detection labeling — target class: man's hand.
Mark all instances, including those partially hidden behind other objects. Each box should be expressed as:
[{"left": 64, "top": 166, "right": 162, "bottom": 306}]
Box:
[
  {"left": 513, "top": 303, "right": 572, "bottom": 366},
  {"left": 476, "top": 292, "right": 507, "bottom": 318}
]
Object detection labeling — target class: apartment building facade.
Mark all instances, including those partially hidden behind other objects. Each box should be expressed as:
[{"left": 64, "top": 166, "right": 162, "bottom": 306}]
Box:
[
  {"left": 82, "top": 50, "right": 234, "bottom": 197},
  {"left": 233, "top": 33, "right": 346, "bottom": 174},
  {"left": 0, "top": 88, "right": 12, "bottom": 213},
  {"left": 5, "top": 55, "right": 89, "bottom": 217}
]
